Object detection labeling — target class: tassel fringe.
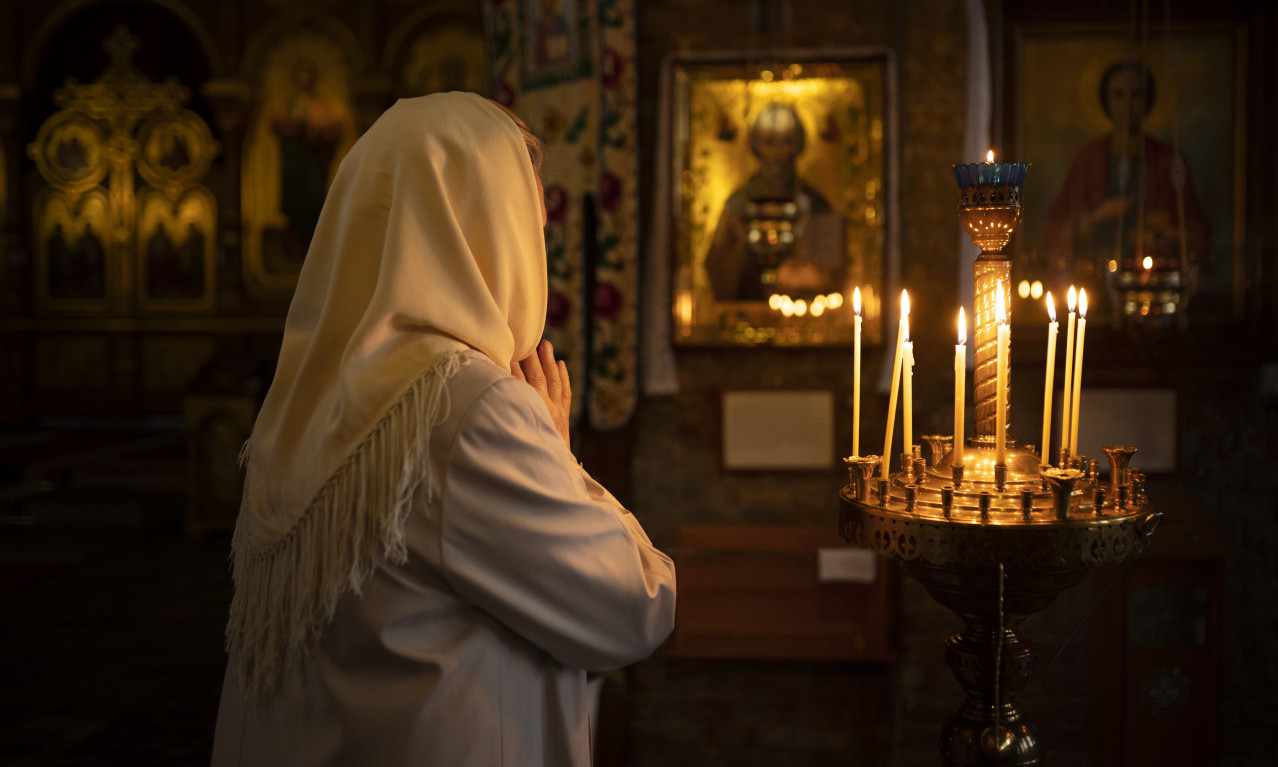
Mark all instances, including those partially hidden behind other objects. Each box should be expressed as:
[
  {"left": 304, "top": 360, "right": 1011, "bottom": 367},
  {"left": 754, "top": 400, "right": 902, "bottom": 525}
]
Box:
[{"left": 225, "top": 351, "right": 466, "bottom": 699}]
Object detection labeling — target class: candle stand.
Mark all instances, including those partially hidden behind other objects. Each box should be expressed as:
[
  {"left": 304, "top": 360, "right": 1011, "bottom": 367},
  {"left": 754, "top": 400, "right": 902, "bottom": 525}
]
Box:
[{"left": 838, "top": 162, "right": 1161, "bottom": 766}]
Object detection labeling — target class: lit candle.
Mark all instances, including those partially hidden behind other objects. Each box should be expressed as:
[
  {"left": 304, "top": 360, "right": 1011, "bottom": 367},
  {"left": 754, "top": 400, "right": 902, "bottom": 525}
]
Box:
[
  {"left": 1059, "top": 286, "right": 1077, "bottom": 458},
  {"left": 1040, "top": 292, "right": 1057, "bottom": 467},
  {"left": 853, "top": 287, "right": 862, "bottom": 457},
  {"left": 1069, "top": 289, "right": 1088, "bottom": 456},
  {"left": 881, "top": 290, "right": 909, "bottom": 480},
  {"left": 903, "top": 318, "right": 914, "bottom": 459},
  {"left": 995, "top": 283, "right": 1009, "bottom": 466},
  {"left": 954, "top": 307, "right": 966, "bottom": 468}
]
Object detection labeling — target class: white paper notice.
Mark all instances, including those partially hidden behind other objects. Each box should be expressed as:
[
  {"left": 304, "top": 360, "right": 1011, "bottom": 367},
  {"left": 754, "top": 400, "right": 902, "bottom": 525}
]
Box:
[{"left": 816, "top": 548, "right": 877, "bottom": 583}]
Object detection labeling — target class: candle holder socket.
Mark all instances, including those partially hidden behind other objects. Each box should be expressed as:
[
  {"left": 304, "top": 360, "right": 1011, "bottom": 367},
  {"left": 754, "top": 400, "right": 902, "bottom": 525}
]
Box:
[
  {"left": 844, "top": 456, "right": 880, "bottom": 502},
  {"left": 952, "top": 464, "right": 965, "bottom": 489},
  {"left": 1102, "top": 445, "right": 1138, "bottom": 490},
  {"left": 1041, "top": 467, "right": 1085, "bottom": 521},
  {"left": 994, "top": 463, "right": 1007, "bottom": 493},
  {"left": 922, "top": 434, "right": 953, "bottom": 467}
]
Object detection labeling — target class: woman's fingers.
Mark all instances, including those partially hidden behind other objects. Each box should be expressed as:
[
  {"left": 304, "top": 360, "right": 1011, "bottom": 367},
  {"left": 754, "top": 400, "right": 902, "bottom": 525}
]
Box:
[
  {"left": 512, "top": 341, "right": 572, "bottom": 447},
  {"left": 556, "top": 359, "right": 571, "bottom": 409},
  {"left": 538, "top": 341, "right": 560, "bottom": 401}
]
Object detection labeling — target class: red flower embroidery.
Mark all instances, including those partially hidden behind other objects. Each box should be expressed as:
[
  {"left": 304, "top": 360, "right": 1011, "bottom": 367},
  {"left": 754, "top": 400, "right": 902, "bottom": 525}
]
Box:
[
  {"left": 599, "top": 172, "right": 622, "bottom": 211},
  {"left": 601, "top": 48, "right": 625, "bottom": 89},
  {"left": 593, "top": 282, "right": 623, "bottom": 321}
]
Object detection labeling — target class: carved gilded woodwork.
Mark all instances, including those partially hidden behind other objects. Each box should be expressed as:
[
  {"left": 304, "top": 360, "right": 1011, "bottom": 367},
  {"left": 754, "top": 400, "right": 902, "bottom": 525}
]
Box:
[{"left": 27, "top": 24, "right": 220, "bottom": 315}]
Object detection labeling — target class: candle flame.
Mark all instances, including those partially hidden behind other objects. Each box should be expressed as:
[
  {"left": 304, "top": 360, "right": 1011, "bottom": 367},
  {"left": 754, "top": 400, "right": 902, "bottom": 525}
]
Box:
[
  {"left": 1079, "top": 288, "right": 1088, "bottom": 318},
  {"left": 1067, "top": 285, "right": 1077, "bottom": 312},
  {"left": 901, "top": 288, "right": 910, "bottom": 316},
  {"left": 957, "top": 306, "right": 966, "bottom": 345},
  {"left": 1046, "top": 291, "right": 1056, "bottom": 322},
  {"left": 986, "top": 149, "right": 995, "bottom": 162},
  {"left": 853, "top": 286, "right": 862, "bottom": 316},
  {"left": 1142, "top": 255, "right": 1153, "bottom": 269},
  {"left": 995, "top": 283, "right": 1007, "bottom": 324}
]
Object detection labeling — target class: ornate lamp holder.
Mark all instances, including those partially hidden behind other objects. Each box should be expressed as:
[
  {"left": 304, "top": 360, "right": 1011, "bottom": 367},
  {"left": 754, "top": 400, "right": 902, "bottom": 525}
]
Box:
[{"left": 839, "top": 160, "right": 1160, "bottom": 766}]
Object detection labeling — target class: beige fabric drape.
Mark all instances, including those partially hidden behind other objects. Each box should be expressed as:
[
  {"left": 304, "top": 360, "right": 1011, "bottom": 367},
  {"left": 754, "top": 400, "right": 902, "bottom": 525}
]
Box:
[{"left": 227, "top": 92, "right": 549, "bottom": 696}]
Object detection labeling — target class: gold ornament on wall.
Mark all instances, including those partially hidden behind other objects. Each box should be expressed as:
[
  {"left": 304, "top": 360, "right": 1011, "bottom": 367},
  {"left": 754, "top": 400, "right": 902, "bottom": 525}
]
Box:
[{"left": 27, "top": 24, "right": 220, "bottom": 315}]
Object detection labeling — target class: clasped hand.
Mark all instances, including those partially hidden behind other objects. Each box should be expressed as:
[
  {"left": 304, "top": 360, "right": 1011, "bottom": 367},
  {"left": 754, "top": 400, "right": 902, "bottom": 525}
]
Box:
[{"left": 511, "top": 340, "right": 572, "bottom": 447}]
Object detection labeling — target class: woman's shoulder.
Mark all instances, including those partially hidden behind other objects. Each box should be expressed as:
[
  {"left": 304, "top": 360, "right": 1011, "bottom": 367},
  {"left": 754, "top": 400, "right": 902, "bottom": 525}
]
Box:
[{"left": 446, "top": 349, "right": 538, "bottom": 414}]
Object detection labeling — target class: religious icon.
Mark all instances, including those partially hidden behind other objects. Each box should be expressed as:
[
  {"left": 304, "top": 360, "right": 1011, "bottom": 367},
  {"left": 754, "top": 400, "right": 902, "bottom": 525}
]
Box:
[
  {"left": 669, "top": 52, "right": 893, "bottom": 346},
  {"left": 1012, "top": 24, "right": 1244, "bottom": 327},
  {"left": 398, "top": 18, "right": 489, "bottom": 97},
  {"left": 703, "top": 101, "right": 846, "bottom": 303},
  {"left": 242, "top": 31, "right": 357, "bottom": 293}
]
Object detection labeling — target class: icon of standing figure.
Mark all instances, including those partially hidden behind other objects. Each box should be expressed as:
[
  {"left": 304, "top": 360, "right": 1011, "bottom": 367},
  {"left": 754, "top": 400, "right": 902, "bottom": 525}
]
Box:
[
  {"left": 704, "top": 102, "right": 845, "bottom": 302},
  {"left": 1041, "top": 59, "right": 1211, "bottom": 314}
]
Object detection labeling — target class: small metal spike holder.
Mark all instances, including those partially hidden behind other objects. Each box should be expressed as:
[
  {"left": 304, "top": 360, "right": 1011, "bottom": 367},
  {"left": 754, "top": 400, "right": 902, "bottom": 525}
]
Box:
[{"left": 839, "top": 160, "right": 1161, "bottom": 766}]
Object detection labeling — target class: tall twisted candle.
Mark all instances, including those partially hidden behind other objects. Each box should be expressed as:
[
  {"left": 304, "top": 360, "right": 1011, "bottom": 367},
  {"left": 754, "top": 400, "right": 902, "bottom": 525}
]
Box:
[
  {"left": 1040, "top": 293, "right": 1057, "bottom": 467},
  {"left": 1069, "top": 289, "right": 1088, "bottom": 456},
  {"left": 881, "top": 290, "right": 909, "bottom": 479},
  {"left": 995, "top": 283, "right": 1009, "bottom": 466},
  {"left": 1059, "top": 286, "right": 1077, "bottom": 455},
  {"left": 853, "top": 287, "right": 862, "bottom": 457},
  {"left": 954, "top": 307, "right": 966, "bottom": 468}
]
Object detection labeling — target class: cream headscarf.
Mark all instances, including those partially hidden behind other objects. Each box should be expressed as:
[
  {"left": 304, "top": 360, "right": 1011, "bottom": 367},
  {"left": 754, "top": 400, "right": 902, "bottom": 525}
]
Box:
[{"left": 227, "top": 92, "right": 548, "bottom": 697}]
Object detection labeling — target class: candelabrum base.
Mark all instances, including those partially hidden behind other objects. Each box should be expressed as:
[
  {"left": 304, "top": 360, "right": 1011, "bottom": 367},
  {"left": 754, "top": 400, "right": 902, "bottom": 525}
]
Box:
[{"left": 839, "top": 440, "right": 1159, "bottom": 767}]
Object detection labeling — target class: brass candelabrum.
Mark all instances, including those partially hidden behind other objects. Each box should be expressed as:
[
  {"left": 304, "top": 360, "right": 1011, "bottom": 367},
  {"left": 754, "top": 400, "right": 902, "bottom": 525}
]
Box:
[{"left": 839, "top": 160, "right": 1160, "bottom": 767}]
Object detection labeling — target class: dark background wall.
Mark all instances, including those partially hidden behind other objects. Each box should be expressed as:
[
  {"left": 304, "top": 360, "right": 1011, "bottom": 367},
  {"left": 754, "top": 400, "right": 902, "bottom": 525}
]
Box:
[{"left": 0, "top": 0, "right": 1274, "bottom": 765}]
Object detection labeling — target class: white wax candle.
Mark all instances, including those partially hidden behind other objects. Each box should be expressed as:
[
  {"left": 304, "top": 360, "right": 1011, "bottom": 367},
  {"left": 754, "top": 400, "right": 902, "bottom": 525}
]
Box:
[
  {"left": 853, "top": 287, "right": 862, "bottom": 457},
  {"left": 1069, "top": 289, "right": 1088, "bottom": 456},
  {"left": 995, "top": 284, "right": 1009, "bottom": 466},
  {"left": 903, "top": 330, "right": 913, "bottom": 459},
  {"left": 1059, "top": 286, "right": 1077, "bottom": 456},
  {"left": 881, "top": 290, "right": 909, "bottom": 479},
  {"left": 954, "top": 307, "right": 966, "bottom": 468},
  {"left": 1041, "top": 293, "right": 1057, "bottom": 466}
]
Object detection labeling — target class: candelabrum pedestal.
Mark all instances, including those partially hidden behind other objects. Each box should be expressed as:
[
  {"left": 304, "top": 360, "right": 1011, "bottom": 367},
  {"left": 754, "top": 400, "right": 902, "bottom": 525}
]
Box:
[
  {"left": 838, "top": 161, "right": 1160, "bottom": 766},
  {"left": 841, "top": 444, "right": 1159, "bottom": 766}
]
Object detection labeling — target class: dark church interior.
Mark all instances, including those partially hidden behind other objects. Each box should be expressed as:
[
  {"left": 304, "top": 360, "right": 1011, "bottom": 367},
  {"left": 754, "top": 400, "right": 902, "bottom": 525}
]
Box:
[{"left": 1, "top": 0, "right": 1275, "bottom": 764}]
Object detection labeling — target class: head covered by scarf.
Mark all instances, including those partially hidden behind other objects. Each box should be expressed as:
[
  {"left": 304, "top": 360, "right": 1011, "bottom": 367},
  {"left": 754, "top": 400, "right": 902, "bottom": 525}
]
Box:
[{"left": 227, "top": 92, "right": 548, "bottom": 697}]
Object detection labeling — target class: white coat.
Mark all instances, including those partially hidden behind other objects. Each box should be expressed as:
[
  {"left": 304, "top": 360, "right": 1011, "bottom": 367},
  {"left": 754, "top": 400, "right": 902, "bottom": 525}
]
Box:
[{"left": 213, "top": 352, "right": 676, "bottom": 766}]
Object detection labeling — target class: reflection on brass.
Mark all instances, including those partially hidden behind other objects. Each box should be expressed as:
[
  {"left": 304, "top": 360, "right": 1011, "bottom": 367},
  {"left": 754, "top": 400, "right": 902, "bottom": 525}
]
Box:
[{"left": 28, "top": 24, "right": 219, "bottom": 314}]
